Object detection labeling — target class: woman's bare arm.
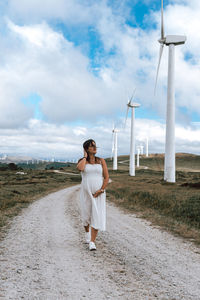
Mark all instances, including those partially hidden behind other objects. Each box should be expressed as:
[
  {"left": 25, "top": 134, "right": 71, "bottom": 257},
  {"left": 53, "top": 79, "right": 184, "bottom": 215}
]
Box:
[
  {"left": 76, "top": 149, "right": 88, "bottom": 171},
  {"left": 76, "top": 158, "right": 86, "bottom": 172},
  {"left": 93, "top": 158, "right": 109, "bottom": 198},
  {"left": 100, "top": 158, "right": 109, "bottom": 190}
]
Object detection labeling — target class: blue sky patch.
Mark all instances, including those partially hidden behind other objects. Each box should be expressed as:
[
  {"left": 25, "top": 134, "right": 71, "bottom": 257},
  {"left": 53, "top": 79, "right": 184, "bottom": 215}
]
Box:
[{"left": 21, "top": 93, "right": 44, "bottom": 120}]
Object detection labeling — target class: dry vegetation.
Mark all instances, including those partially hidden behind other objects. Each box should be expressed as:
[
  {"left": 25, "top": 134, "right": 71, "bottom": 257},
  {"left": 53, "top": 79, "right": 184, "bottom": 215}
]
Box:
[
  {"left": 0, "top": 162, "right": 81, "bottom": 240},
  {"left": 0, "top": 153, "right": 200, "bottom": 245},
  {"left": 105, "top": 153, "right": 200, "bottom": 245}
]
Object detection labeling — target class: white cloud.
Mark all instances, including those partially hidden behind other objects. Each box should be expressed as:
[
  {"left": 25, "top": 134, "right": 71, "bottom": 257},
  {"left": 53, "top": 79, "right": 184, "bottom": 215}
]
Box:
[
  {"left": 0, "top": 20, "right": 127, "bottom": 128},
  {"left": 8, "top": 20, "right": 61, "bottom": 48},
  {"left": 0, "top": 118, "right": 199, "bottom": 159},
  {"left": 1, "top": 1, "right": 200, "bottom": 125},
  {"left": 0, "top": 0, "right": 199, "bottom": 156},
  {"left": 6, "top": 0, "right": 96, "bottom": 25}
]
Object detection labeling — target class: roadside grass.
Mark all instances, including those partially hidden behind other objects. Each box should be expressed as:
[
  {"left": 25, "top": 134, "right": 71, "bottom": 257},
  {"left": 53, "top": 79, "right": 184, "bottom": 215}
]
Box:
[
  {"left": 0, "top": 166, "right": 81, "bottom": 240},
  {"left": 113, "top": 153, "right": 200, "bottom": 171},
  {"left": 106, "top": 154, "right": 200, "bottom": 245},
  {"left": 1, "top": 153, "right": 200, "bottom": 246}
]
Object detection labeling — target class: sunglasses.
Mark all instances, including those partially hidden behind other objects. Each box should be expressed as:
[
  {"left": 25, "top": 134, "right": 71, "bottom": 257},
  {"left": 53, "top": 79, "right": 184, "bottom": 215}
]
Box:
[{"left": 89, "top": 145, "right": 98, "bottom": 148}]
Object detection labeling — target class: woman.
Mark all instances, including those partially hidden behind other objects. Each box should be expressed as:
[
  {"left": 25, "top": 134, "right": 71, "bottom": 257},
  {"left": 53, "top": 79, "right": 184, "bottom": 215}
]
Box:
[{"left": 76, "top": 139, "right": 109, "bottom": 251}]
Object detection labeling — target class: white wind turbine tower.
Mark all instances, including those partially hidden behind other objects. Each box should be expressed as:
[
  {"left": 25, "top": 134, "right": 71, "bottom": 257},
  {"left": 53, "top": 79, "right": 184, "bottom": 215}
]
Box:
[
  {"left": 155, "top": 0, "right": 186, "bottom": 183},
  {"left": 111, "top": 124, "right": 119, "bottom": 170},
  {"left": 125, "top": 90, "right": 140, "bottom": 176},
  {"left": 137, "top": 147, "right": 140, "bottom": 167},
  {"left": 140, "top": 145, "right": 144, "bottom": 155},
  {"left": 146, "top": 137, "right": 149, "bottom": 157}
]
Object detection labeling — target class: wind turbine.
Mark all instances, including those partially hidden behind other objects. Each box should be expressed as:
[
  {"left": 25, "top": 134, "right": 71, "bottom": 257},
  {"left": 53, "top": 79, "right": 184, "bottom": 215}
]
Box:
[
  {"left": 111, "top": 129, "right": 115, "bottom": 160},
  {"left": 111, "top": 124, "right": 119, "bottom": 170},
  {"left": 146, "top": 137, "right": 149, "bottom": 157},
  {"left": 155, "top": 0, "right": 186, "bottom": 183},
  {"left": 125, "top": 90, "right": 140, "bottom": 176},
  {"left": 137, "top": 147, "right": 140, "bottom": 167},
  {"left": 140, "top": 145, "right": 144, "bottom": 155}
]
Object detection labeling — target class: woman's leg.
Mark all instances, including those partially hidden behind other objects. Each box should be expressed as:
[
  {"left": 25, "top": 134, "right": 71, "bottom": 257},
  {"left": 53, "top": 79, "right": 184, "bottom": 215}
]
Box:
[
  {"left": 84, "top": 224, "right": 90, "bottom": 232},
  {"left": 91, "top": 227, "right": 98, "bottom": 242}
]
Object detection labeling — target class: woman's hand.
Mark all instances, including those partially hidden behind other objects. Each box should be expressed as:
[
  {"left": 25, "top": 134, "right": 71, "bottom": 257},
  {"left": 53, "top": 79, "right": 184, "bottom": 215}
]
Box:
[{"left": 93, "top": 189, "right": 103, "bottom": 198}]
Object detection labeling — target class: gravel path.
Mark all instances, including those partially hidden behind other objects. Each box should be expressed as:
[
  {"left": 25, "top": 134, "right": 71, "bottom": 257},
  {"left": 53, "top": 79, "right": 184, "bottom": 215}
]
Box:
[{"left": 0, "top": 185, "right": 200, "bottom": 300}]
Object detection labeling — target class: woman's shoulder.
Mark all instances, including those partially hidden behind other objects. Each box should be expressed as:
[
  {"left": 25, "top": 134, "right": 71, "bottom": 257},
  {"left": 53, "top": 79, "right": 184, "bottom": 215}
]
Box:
[
  {"left": 97, "top": 157, "right": 106, "bottom": 164},
  {"left": 94, "top": 156, "right": 101, "bottom": 164}
]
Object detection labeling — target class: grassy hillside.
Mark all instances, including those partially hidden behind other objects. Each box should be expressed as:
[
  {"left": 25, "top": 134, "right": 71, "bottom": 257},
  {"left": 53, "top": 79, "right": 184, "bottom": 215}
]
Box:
[
  {"left": 106, "top": 153, "right": 200, "bottom": 245},
  {"left": 106, "top": 153, "right": 200, "bottom": 171},
  {"left": 0, "top": 153, "right": 200, "bottom": 245},
  {"left": 0, "top": 163, "right": 81, "bottom": 240}
]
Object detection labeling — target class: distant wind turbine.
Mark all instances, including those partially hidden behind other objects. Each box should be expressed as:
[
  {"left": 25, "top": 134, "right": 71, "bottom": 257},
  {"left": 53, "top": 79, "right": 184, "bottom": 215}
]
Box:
[
  {"left": 111, "top": 124, "right": 119, "bottom": 170},
  {"left": 146, "top": 137, "right": 149, "bottom": 157},
  {"left": 154, "top": 0, "right": 186, "bottom": 182},
  {"left": 125, "top": 90, "right": 140, "bottom": 176},
  {"left": 140, "top": 145, "right": 144, "bottom": 155},
  {"left": 137, "top": 147, "right": 140, "bottom": 167}
]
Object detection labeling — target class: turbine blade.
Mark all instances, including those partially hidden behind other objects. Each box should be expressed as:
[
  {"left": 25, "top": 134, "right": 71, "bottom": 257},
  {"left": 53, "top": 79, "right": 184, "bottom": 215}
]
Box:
[
  {"left": 112, "top": 121, "right": 115, "bottom": 131},
  {"left": 127, "top": 99, "right": 131, "bottom": 106},
  {"left": 130, "top": 88, "right": 136, "bottom": 102},
  {"left": 161, "top": 0, "right": 164, "bottom": 40},
  {"left": 154, "top": 44, "right": 164, "bottom": 95},
  {"left": 124, "top": 105, "right": 129, "bottom": 128}
]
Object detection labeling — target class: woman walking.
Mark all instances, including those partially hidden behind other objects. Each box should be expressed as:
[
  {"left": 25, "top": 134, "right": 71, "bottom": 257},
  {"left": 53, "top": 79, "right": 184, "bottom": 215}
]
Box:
[{"left": 76, "top": 139, "right": 109, "bottom": 251}]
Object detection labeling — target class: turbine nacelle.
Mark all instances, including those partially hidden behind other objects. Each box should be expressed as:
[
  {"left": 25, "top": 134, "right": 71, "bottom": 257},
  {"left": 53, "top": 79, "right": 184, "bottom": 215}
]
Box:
[
  {"left": 112, "top": 128, "right": 119, "bottom": 133},
  {"left": 165, "top": 35, "right": 186, "bottom": 46},
  {"left": 127, "top": 102, "right": 140, "bottom": 108},
  {"left": 158, "top": 35, "right": 186, "bottom": 46}
]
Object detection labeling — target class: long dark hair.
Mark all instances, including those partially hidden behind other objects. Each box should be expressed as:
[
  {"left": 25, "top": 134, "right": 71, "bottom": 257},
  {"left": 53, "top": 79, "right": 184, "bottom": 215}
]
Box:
[{"left": 82, "top": 139, "right": 101, "bottom": 164}]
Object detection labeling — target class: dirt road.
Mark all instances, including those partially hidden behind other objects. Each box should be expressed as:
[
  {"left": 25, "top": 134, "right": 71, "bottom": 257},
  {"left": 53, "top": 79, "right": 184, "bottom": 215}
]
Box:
[{"left": 0, "top": 185, "right": 200, "bottom": 299}]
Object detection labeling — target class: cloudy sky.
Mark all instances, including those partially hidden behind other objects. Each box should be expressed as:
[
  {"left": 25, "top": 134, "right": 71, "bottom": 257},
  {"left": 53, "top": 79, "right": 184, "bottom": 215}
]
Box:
[{"left": 0, "top": 0, "right": 199, "bottom": 160}]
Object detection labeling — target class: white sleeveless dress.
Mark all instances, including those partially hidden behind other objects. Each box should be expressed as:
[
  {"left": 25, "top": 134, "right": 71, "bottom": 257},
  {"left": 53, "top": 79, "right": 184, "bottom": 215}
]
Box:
[{"left": 79, "top": 163, "right": 106, "bottom": 231}]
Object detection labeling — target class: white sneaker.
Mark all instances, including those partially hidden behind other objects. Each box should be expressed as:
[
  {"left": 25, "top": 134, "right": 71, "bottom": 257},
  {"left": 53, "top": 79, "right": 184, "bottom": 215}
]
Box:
[
  {"left": 89, "top": 241, "right": 96, "bottom": 251},
  {"left": 85, "top": 232, "right": 90, "bottom": 244}
]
